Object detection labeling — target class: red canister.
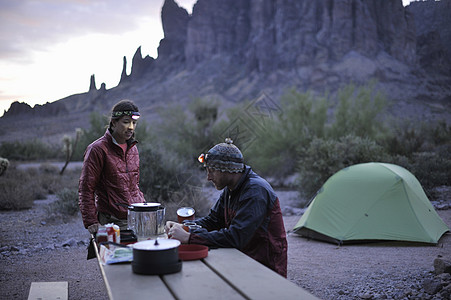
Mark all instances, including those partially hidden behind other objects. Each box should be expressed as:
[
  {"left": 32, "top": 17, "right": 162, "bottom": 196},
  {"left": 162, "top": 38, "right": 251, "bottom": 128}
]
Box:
[{"left": 177, "top": 207, "right": 195, "bottom": 223}]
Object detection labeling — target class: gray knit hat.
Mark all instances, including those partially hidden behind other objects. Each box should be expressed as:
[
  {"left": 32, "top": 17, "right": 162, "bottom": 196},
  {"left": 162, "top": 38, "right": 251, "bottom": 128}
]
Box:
[{"left": 198, "top": 138, "right": 244, "bottom": 173}]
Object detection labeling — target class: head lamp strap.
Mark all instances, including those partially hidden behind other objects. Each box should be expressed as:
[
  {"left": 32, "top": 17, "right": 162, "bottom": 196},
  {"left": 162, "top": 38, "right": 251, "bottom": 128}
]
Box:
[
  {"left": 112, "top": 111, "right": 140, "bottom": 119},
  {"left": 205, "top": 153, "right": 243, "bottom": 163}
]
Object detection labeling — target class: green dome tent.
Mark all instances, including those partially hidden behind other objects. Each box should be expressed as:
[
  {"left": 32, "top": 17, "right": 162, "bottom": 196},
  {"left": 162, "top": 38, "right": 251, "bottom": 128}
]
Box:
[{"left": 293, "top": 162, "right": 449, "bottom": 244}]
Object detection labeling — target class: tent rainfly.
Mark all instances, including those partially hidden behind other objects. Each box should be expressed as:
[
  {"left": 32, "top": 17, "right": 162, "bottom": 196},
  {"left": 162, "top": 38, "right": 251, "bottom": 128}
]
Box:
[{"left": 293, "top": 162, "right": 449, "bottom": 244}]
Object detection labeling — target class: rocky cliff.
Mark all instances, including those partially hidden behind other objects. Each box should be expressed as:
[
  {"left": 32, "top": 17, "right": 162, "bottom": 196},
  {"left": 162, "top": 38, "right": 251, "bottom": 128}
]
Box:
[
  {"left": 407, "top": 0, "right": 451, "bottom": 74},
  {"left": 183, "top": 0, "right": 418, "bottom": 69},
  {"left": 1, "top": 0, "right": 450, "bottom": 143}
]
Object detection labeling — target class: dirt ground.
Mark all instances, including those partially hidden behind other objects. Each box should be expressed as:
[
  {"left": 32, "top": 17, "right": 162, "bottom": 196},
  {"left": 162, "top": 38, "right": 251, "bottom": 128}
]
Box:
[{"left": 0, "top": 191, "right": 450, "bottom": 300}]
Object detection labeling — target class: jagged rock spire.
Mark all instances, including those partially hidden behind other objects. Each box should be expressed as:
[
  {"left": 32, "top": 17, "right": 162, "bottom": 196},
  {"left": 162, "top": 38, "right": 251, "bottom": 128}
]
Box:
[
  {"left": 89, "top": 74, "right": 97, "bottom": 91},
  {"left": 157, "top": 0, "right": 189, "bottom": 62},
  {"left": 120, "top": 56, "right": 128, "bottom": 83}
]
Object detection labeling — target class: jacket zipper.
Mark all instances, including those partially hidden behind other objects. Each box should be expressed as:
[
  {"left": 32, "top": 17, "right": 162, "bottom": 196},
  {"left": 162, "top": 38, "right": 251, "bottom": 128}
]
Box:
[{"left": 125, "top": 148, "right": 129, "bottom": 173}]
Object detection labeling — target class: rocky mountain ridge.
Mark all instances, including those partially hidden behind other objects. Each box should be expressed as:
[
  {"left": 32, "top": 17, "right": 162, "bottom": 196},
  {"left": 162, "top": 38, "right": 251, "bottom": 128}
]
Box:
[{"left": 1, "top": 0, "right": 450, "bottom": 143}]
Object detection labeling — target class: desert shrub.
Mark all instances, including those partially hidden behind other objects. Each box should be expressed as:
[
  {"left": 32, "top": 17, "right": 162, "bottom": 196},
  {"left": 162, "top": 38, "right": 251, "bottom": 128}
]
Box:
[
  {"left": 0, "top": 139, "right": 62, "bottom": 161},
  {"left": 297, "top": 135, "right": 389, "bottom": 199},
  {"left": 138, "top": 145, "right": 211, "bottom": 220},
  {"left": 427, "top": 120, "right": 451, "bottom": 145},
  {"left": 72, "top": 112, "right": 109, "bottom": 160},
  {"left": 328, "top": 82, "right": 387, "bottom": 140},
  {"left": 245, "top": 83, "right": 387, "bottom": 179},
  {"left": 0, "top": 164, "right": 80, "bottom": 210},
  {"left": 0, "top": 168, "right": 37, "bottom": 209},
  {"left": 139, "top": 145, "right": 183, "bottom": 202},
  {"left": 382, "top": 119, "right": 451, "bottom": 157},
  {"left": 377, "top": 118, "right": 451, "bottom": 198},
  {"left": 20, "top": 163, "right": 72, "bottom": 197},
  {"left": 152, "top": 98, "right": 226, "bottom": 165},
  {"left": 391, "top": 144, "right": 451, "bottom": 197},
  {"left": 47, "top": 188, "right": 79, "bottom": 216},
  {"left": 0, "top": 157, "right": 9, "bottom": 176},
  {"left": 382, "top": 121, "right": 426, "bottom": 157},
  {"left": 245, "top": 89, "right": 328, "bottom": 177}
]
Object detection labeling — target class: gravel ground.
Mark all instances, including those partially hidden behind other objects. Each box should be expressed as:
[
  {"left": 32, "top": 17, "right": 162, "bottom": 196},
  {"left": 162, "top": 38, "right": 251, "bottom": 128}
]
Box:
[{"left": 0, "top": 190, "right": 450, "bottom": 300}]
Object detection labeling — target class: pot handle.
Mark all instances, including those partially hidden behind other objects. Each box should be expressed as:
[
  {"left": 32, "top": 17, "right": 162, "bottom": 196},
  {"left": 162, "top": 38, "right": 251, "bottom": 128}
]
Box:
[{"left": 115, "top": 203, "right": 133, "bottom": 210}]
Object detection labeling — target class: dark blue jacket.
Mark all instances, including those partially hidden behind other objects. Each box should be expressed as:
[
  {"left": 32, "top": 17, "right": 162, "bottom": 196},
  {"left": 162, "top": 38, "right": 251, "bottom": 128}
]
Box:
[{"left": 189, "top": 166, "right": 288, "bottom": 277}]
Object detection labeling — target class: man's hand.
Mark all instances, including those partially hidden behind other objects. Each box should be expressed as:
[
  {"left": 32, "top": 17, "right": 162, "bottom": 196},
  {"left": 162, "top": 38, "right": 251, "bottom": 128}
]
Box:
[
  {"left": 167, "top": 222, "right": 190, "bottom": 244},
  {"left": 88, "top": 223, "right": 100, "bottom": 234},
  {"left": 165, "top": 221, "right": 177, "bottom": 235}
]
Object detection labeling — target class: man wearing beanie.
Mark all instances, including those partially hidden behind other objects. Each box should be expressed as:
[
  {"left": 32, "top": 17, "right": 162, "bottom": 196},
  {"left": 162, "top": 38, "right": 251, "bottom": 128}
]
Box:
[{"left": 166, "top": 138, "right": 288, "bottom": 277}]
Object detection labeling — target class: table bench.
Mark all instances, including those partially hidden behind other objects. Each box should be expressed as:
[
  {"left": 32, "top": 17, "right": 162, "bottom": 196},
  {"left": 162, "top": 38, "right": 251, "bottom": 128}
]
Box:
[
  {"left": 27, "top": 281, "right": 68, "bottom": 300},
  {"left": 94, "top": 241, "right": 319, "bottom": 300}
]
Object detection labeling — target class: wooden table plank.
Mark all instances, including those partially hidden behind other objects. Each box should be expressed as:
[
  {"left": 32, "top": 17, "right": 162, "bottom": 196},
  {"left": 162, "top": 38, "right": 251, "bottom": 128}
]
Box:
[
  {"left": 93, "top": 238, "right": 174, "bottom": 300},
  {"left": 94, "top": 239, "right": 320, "bottom": 300},
  {"left": 101, "top": 263, "right": 175, "bottom": 300},
  {"left": 28, "top": 281, "right": 68, "bottom": 300},
  {"left": 204, "top": 248, "right": 320, "bottom": 300},
  {"left": 162, "top": 259, "right": 245, "bottom": 300}
]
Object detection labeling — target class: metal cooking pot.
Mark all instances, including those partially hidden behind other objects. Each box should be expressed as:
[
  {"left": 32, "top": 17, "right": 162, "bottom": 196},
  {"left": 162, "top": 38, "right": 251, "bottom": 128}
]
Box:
[
  {"left": 127, "top": 203, "right": 165, "bottom": 240},
  {"left": 132, "top": 239, "right": 182, "bottom": 275}
]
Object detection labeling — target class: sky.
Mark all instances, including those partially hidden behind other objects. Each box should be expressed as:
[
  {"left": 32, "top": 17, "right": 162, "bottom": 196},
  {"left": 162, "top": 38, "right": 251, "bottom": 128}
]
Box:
[
  {"left": 0, "top": 0, "right": 196, "bottom": 116},
  {"left": 0, "top": 0, "right": 414, "bottom": 117}
]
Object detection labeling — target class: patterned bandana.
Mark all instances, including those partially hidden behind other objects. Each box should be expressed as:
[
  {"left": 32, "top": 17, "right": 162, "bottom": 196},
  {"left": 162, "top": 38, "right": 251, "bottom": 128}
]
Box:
[
  {"left": 112, "top": 111, "right": 140, "bottom": 120},
  {"left": 198, "top": 138, "right": 244, "bottom": 173}
]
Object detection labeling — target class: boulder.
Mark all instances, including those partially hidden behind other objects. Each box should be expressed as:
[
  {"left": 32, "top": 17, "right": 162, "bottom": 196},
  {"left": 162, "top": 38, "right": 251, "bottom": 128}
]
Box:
[{"left": 434, "top": 257, "right": 451, "bottom": 275}]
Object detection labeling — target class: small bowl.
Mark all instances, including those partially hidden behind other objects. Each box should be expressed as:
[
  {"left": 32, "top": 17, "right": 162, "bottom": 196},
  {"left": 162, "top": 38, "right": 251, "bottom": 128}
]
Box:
[{"left": 178, "top": 244, "right": 209, "bottom": 261}]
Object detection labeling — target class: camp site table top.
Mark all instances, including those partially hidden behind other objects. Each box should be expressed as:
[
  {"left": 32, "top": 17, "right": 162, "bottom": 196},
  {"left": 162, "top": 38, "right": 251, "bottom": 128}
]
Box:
[{"left": 94, "top": 242, "right": 319, "bottom": 300}]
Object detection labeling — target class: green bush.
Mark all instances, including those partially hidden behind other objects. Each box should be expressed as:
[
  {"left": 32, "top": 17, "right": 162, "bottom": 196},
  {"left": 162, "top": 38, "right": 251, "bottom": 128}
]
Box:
[
  {"left": 244, "top": 83, "right": 388, "bottom": 179},
  {"left": 328, "top": 82, "right": 387, "bottom": 140},
  {"left": 392, "top": 144, "right": 451, "bottom": 197},
  {"left": 297, "top": 135, "right": 389, "bottom": 199},
  {"left": 381, "top": 121, "right": 426, "bottom": 157},
  {"left": 0, "top": 157, "right": 9, "bottom": 176},
  {"left": 139, "top": 145, "right": 183, "bottom": 202},
  {"left": 0, "top": 168, "right": 35, "bottom": 210},
  {"left": 245, "top": 89, "right": 328, "bottom": 177},
  {"left": 46, "top": 188, "right": 80, "bottom": 216},
  {"left": 427, "top": 120, "right": 451, "bottom": 146},
  {"left": 71, "top": 113, "right": 105, "bottom": 160},
  {"left": 0, "top": 167, "right": 48, "bottom": 209},
  {"left": 152, "top": 98, "right": 225, "bottom": 165},
  {"left": 382, "top": 119, "right": 451, "bottom": 157},
  {"left": 0, "top": 164, "right": 79, "bottom": 210},
  {"left": 138, "top": 144, "right": 211, "bottom": 220},
  {"left": 0, "top": 139, "right": 62, "bottom": 161}
]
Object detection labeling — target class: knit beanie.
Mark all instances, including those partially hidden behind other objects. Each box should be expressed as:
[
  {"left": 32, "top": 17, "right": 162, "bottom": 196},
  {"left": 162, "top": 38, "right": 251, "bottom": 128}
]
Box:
[{"left": 198, "top": 138, "right": 244, "bottom": 173}]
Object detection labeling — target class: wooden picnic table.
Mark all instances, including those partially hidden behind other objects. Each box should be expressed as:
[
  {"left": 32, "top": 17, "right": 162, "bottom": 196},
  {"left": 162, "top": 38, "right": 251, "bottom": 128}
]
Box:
[{"left": 94, "top": 241, "right": 319, "bottom": 300}]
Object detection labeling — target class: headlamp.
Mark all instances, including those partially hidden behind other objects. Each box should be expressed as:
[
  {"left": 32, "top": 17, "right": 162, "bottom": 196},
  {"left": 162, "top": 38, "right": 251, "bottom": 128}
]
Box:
[
  {"left": 198, "top": 153, "right": 206, "bottom": 164},
  {"left": 112, "top": 111, "right": 141, "bottom": 120}
]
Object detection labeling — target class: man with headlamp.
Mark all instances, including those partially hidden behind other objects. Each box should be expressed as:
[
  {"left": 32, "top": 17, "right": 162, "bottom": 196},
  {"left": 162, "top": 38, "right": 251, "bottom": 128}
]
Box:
[
  {"left": 79, "top": 99, "right": 145, "bottom": 235},
  {"left": 166, "top": 138, "right": 288, "bottom": 277}
]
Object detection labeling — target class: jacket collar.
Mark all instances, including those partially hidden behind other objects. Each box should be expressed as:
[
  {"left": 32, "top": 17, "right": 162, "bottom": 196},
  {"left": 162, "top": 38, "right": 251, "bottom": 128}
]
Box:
[
  {"left": 105, "top": 128, "right": 138, "bottom": 148},
  {"left": 229, "top": 165, "right": 251, "bottom": 196}
]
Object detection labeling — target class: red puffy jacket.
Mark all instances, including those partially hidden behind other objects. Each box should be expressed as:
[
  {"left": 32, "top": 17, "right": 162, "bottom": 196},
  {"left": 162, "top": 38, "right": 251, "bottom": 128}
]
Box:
[{"left": 78, "top": 129, "right": 145, "bottom": 228}]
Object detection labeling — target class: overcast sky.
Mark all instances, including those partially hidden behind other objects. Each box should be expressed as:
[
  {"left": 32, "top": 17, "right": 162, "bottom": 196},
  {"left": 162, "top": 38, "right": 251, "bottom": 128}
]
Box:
[
  {"left": 0, "top": 0, "right": 197, "bottom": 116},
  {"left": 0, "top": 0, "right": 413, "bottom": 116}
]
